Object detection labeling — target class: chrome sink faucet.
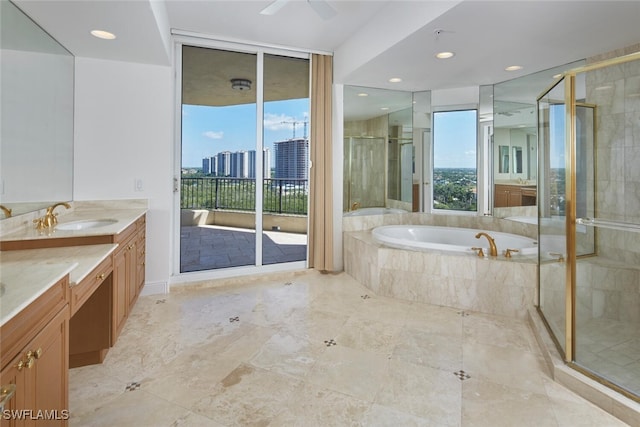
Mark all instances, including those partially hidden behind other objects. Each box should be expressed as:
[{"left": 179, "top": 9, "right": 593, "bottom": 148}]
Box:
[{"left": 475, "top": 232, "right": 497, "bottom": 257}]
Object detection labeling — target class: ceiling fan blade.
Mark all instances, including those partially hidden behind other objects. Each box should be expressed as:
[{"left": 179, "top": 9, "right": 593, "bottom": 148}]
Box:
[
  {"left": 260, "top": 0, "right": 289, "bottom": 16},
  {"left": 307, "top": 0, "right": 337, "bottom": 20}
]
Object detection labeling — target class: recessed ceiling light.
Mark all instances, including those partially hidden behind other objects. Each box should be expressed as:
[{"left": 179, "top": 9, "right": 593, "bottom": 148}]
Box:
[
  {"left": 595, "top": 85, "right": 612, "bottom": 91},
  {"left": 435, "top": 51, "right": 455, "bottom": 59},
  {"left": 357, "top": 93, "right": 368, "bottom": 97},
  {"left": 552, "top": 73, "right": 563, "bottom": 79},
  {"left": 505, "top": 65, "right": 523, "bottom": 71},
  {"left": 380, "top": 107, "right": 389, "bottom": 110},
  {"left": 389, "top": 77, "right": 402, "bottom": 83},
  {"left": 90, "top": 30, "right": 116, "bottom": 40}
]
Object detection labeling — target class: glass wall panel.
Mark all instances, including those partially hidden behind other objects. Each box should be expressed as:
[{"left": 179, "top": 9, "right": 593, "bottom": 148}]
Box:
[
  {"left": 180, "top": 47, "right": 257, "bottom": 272},
  {"left": 537, "top": 80, "right": 567, "bottom": 354},
  {"left": 261, "top": 53, "right": 309, "bottom": 266}
]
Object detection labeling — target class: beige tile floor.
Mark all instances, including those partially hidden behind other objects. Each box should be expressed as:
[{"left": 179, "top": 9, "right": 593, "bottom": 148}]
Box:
[{"left": 69, "top": 271, "right": 629, "bottom": 426}]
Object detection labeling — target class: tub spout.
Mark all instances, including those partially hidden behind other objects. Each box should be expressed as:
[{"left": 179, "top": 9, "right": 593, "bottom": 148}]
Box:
[{"left": 475, "top": 232, "right": 497, "bottom": 257}]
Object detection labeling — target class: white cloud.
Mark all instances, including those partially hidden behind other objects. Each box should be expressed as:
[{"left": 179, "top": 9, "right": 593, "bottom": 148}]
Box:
[
  {"left": 203, "top": 130, "right": 224, "bottom": 139},
  {"left": 264, "top": 113, "right": 294, "bottom": 131}
]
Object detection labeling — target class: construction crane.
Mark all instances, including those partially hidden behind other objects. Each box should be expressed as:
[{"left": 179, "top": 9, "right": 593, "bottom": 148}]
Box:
[{"left": 281, "top": 119, "right": 309, "bottom": 139}]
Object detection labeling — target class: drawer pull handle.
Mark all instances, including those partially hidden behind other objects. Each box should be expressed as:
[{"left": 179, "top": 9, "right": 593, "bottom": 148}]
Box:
[
  {"left": 24, "top": 353, "right": 35, "bottom": 369},
  {"left": 96, "top": 273, "right": 106, "bottom": 280},
  {"left": 128, "top": 243, "right": 135, "bottom": 250},
  {"left": 33, "top": 348, "right": 43, "bottom": 360},
  {"left": 16, "top": 360, "right": 25, "bottom": 371}
]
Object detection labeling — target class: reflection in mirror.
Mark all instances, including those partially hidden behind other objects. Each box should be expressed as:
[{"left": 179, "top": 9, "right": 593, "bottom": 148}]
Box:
[
  {"left": 343, "top": 86, "right": 412, "bottom": 214},
  {"left": 493, "top": 59, "right": 584, "bottom": 218},
  {"left": 0, "top": 1, "right": 74, "bottom": 219},
  {"left": 513, "top": 146, "right": 523, "bottom": 173},
  {"left": 499, "top": 146, "right": 510, "bottom": 173}
]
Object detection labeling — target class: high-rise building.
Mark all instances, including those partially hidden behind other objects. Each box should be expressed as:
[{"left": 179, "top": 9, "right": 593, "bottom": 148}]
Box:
[
  {"left": 217, "top": 151, "right": 231, "bottom": 176},
  {"left": 230, "top": 150, "right": 249, "bottom": 178},
  {"left": 202, "top": 157, "right": 211, "bottom": 174},
  {"left": 263, "top": 148, "right": 271, "bottom": 178},
  {"left": 210, "top": 156, "right": 218, "bottom": 176},
  {"left": 248, "top": 148, "right": 271, "bottom": 179},
  {"left": 274, "top": 138, "right": 308, "bottom": 179}
]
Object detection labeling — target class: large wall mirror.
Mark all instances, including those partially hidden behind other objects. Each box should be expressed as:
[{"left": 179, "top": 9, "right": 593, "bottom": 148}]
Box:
[
  {"left": 0, "top": 0, "right": 74, "bottom": 219},
  {"left": 343, "top": 85, "right": 413, "bottom": 214},
  {"left": 492, "top": 60, "right": 583, "bottom": 218}
]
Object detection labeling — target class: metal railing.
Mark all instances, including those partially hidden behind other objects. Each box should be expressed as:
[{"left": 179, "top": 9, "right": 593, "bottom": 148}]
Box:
[{"left": 181, "top": 177, "right": 308, "bottom": 215}]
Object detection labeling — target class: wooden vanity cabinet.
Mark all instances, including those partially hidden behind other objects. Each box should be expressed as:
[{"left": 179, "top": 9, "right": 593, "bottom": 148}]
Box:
[
  {"left": 0, "top": 277, "right": 69, "bottom": 427},
  {"left": 111, "top": 214, "right": 146, "bottom": 345},
  {"left": 494, "top": 184, "right": 536, "bottom": 207}
]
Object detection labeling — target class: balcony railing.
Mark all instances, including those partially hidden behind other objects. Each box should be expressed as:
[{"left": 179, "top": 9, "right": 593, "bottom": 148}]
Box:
[{"left": 181, "top": 177, "right": 308, "bottom": 215}]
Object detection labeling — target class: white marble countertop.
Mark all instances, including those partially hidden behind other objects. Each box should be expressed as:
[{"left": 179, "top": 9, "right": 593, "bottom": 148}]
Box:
[
  {"left": 0, "top": 258, "right": 76, "bottom": 327},
  {"left": 0, "top": 207, "right": 146, "bottom": 242}
]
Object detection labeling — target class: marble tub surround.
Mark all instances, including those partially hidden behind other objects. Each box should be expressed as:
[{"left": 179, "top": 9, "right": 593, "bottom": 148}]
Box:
[
  {"left": 67, "top": 270, "right": 626, "bottom": 426},
  {"left": 343, "top": 211, "right": 537, "bottom": 240},
  {"left": 344, "top": 230, "right": 537, "bottom": 319},
  {"left": 0, "top": 244, "right": 117, "bottom": 325},
  {"left": 0, "top": 199, "right": 147, "bottom": 243}
]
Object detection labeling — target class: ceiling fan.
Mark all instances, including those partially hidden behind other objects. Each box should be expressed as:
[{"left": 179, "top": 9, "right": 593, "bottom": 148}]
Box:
[{"left": 260, "top": 0, "right": 338, "bottom": 20}]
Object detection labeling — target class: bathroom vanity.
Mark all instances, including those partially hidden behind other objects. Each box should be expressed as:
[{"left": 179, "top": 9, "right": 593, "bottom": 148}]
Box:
[
  {"left": 494, "top": 183, "right": 537, "bottom": 208},
  {"left": 0, "top": 202, "right": 147, "bottom": 424}
]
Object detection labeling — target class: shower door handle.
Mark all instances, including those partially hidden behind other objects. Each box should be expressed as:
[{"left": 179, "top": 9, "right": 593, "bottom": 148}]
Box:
[{"left": 424, "top": 182, "right": 430, "bottom": 185}]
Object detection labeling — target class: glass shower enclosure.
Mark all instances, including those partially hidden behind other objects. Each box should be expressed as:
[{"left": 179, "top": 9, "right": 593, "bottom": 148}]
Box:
[
  {"left": 537, "top": 50, "right": 640, "bottom": 401},
  {"left": 343, "top": 136, "right": 386, "bottom": 211}
]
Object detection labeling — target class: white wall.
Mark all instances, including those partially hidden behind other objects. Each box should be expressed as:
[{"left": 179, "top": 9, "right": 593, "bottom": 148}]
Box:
[{"left": 74, "top": 57, "right": 173, "bottom": 288}]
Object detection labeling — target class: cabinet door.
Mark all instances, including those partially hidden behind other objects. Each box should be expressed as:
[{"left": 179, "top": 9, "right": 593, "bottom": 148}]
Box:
[
  {"left": 126, "top": 240, "right": 138, "bottom": 309},
  {"left": 136, "top": 230, "right": 146, "bottom": 294},
  {"left": 30, "top": 308, "right": 68, "bottom": 426},
  {"left": 0, "top": 354, "right": 27, "bottom": 427},
  {"left": 507, "top": 188, "right": 523, "bottom": 206},
  {"left": 112, "top": 247, "right": 128, "bottom": 345},
  {"left": 0, "top": 308, "right": 68, "bottom": 427},
  {"left": 494, "top": 186, "right": 509, "bottom": 208}
]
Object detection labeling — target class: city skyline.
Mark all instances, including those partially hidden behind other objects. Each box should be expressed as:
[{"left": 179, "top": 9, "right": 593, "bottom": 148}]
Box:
[
  {"left": 181, "top": 98, "right": 310, "bottom": 168},
  {"left": 199, "top": 137, "right": 309, "bottom": 180}
]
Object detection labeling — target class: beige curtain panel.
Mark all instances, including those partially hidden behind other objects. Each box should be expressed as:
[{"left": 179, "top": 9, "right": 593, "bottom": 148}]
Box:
[{"left": 309, "top": 54, "right": 334, "bottom": 272}]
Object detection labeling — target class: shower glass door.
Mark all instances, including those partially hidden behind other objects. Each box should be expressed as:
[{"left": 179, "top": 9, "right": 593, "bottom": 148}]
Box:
[{"left": 538, "top": 52, "right": 640, "bottom": 400}]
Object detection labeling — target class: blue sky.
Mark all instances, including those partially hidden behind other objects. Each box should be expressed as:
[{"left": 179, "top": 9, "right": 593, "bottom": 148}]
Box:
[
  {"left": 182, "top": 98, "right": 309, "bottom": 168},
  {"left": 433, "top": 110, "right": 477, "bottom": 168}
]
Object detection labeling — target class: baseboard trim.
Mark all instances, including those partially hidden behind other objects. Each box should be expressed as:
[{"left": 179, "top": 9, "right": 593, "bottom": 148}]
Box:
[{"left": 139, "top": 281, "right": 169, "bottom": 296}]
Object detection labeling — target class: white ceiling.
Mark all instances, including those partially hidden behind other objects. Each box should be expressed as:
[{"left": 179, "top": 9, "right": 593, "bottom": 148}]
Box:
[{"left": 12, "top": 0, "right": 640, "bottom": 93}]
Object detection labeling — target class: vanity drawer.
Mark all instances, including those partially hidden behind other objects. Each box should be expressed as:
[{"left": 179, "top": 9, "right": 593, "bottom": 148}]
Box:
[{"left": 70, "top": 255, "right": 113, "bottom": 316}]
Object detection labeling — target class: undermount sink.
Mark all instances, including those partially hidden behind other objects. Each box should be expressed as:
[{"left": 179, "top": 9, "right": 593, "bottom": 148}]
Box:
[{"left": 56, "top": 219, "right": 118, "bottom": 231}]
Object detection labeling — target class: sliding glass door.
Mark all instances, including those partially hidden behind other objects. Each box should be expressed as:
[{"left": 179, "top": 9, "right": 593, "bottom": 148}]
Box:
[{"left": 178, "top": 43, "right": 309, "bottom": 274}]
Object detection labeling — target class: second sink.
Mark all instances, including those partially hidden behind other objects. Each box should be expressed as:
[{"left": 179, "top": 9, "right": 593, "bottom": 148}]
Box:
[{"left": 56, "top": 219, "right": 118, "bottom": 231}]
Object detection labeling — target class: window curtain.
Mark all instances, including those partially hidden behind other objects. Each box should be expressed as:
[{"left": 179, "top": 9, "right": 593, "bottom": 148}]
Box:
[{"left": 309, "top": 54, "right": 334, "bottom": 272}]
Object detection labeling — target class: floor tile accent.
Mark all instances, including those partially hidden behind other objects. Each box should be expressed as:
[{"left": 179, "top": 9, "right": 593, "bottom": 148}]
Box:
[
  {"left": 454, "top": 370, "right": 471, "bottom": 380},
  {"left": 125, "top": 382, "right": 140, "bottom": 391},
  {"left": 458, "top": 310, "right": 470, "bottom": 317},
  {"left": 361, "top": 294, "right": 371, "bottom": 299},
  {"left": 155, "top": 299, "right": 166, "bottom": 304},
  {"left": 323, "top": 339, "right": 337, "bottom": 347},
  {"left": 229, "top": 316, "right": 240, "bottom": 323}
]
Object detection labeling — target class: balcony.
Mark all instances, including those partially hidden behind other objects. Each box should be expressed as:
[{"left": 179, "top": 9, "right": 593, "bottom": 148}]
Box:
[{"left": 180, "top": 177, "right": 308, "bottom": 271}]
